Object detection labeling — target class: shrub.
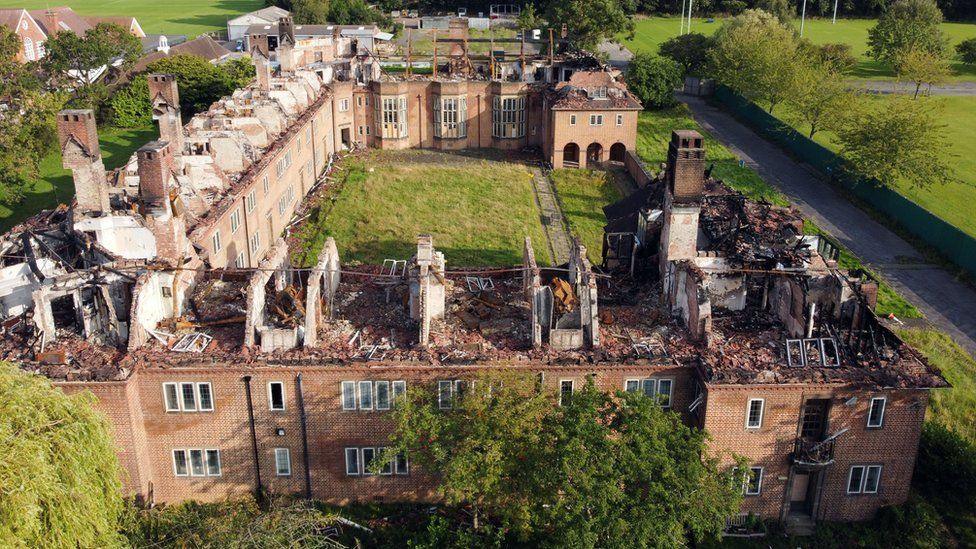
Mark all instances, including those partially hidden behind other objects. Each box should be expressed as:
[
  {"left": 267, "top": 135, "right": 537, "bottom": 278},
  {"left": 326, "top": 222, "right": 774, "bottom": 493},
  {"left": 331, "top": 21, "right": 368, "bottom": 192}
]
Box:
[
  {"left": 957, "top": 38, "right": 976, "bottom": 64},
  {"left": 108, "top": 77, "right": 152, "bottom": 128},
  {"left": 625, "top": 52, "right": 682, "bottom": 109},
  {"left": 914, "top": 422, "right": 976, "bottom": 511}
]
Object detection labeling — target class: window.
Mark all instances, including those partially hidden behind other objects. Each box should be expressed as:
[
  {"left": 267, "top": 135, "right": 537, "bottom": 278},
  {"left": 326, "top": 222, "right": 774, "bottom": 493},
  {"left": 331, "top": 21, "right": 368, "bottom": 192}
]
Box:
[
  {"left": 358, "top": 381, "right": 373, "bottom": 410},
  {"left": 492, "top": 96, "right": 526, "bottom": 138},
  {"left": 163, "top": 383, "right": 180, "bottom": 412},
  {"left": 848, "top": 465, "right": 882, "bottom": 494},
  {"left": 379, "top": 448, "right": 393, "bottom": 475},
  {"left": 589, "top": 114, "right": 604, "bottom": 126},
  {"left": 275, "top": 448, "right": 291, "bottom": 476},
  {"left": 250, "top": 231, "right": 261, "bottom": 253},
  {"left": 341, "top": 381, "right": 356, "bottom": 410},
  {"left": 744, "top": 467, "right": 763, "bottom": 495},
  {"left": 395, "top": 452, "right": 409, "bottom": 475},
  {"left": 377, "top": 96, "right": 408, "bottom": 138},
  {"left": 173, "top": 449, "right": 189, "bottom": 476},
  {"left": 616, "top": 114, "right": 623, "bottom": 126},
  {"left": 362, "top": 447, "right": 376, "bottom": 476},
  {"left": 262, "top": 176, "right": 270, "bottom": 195},
  {"left": 345, "top": 448, "right": 360, "bottom": 476},
  {"left": 625, "top": 379, "right": 639, "bottom": 392},
  {"left": 339, "top": 98, "right": 349, "bottom": 112},
  {"left": 235, "top": 252, "right": 246, "bottom": 269},
  {"left": 357, "top": 96, "right": 363, "bottom": 107},
  {"left": 433, "top": 96, "right": 467, "bottom": 139},
  {"left": 657, "top": 379, "right": 673, "bottom": 408},
  {"left": 269, "top": 381, "right": 285, "bottom": 411},
  {"left": 864, "top": 465, "right": 881, "bottom": 493},
  {"left": 230, "top": 209, "right": 241, "bottom": 233},
  {"left": 276, "top": 158, "right": 286, "bottom": 178},
  {"left": 181, "top": 382, "right": 197, "bottom": 411},
  {"left": 189, "top": 449, "right": 205, "bottom": 476},
  {"left": 559, "top": 380, "right": 574, "bottom": 406},
  {"left": 296, "top": 135, "right": 302, "bottom": 152},
  {"left": 438, "top": 380, "right": 453, "bottom": 410},
  {"left": 392, "top": 380, "right": 406, "bottom": 403},
  {"left": 206, "top": 449, "right": 221, "bottom": 476},
  {"left": 278, "top": 193, "right": 288, "bottom": 215},
  {"left": 867, "top": 397, "right": 885, "bottom": 428},
  {"left": 569, "top": 114, "right": 577, "bottom": 126},
  {"left": 642, "top": 379, "right": 655, "bottom": 397},
  {"left": 376, "top": 381, "right": 390, "bottom": 410},
  {"left": 746, "top": 399, "right": 764, "bottom": 428},
  {"left": 165, "top": 383, "right": 213, "bottom": 412},
  {"left": 589, "top": 86, "right": 608, "bottom": 99},
  {"left": 211, "top": 231, "right": 221, "bottom": 253},
  {"left": 246, "top": 190, "right": 256, "bottom": 213},
  {"left": 23, "top": 37, "right": 35, "bottom": 61},
  {"left": 197, "top": 383, "right": 214, "bottom": 411}
]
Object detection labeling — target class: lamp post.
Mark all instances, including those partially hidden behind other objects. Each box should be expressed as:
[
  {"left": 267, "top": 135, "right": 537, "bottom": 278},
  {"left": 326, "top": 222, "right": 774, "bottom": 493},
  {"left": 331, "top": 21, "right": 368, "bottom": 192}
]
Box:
[{"left": 800, "top": 0, "right": 808, "bottom": 36}]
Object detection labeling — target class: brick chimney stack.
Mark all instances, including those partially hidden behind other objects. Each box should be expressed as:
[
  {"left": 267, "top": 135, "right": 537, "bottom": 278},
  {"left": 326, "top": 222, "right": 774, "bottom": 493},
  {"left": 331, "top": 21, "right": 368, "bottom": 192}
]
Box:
[
  {"left": 137, "top": 140, "right": 174, "bottom": 211},
  {"left": 148, "top": 74, "right": 184, "bottom": 156},
  {"left": 666, "top": 130, "right": 706, "bottom": 202},
  {"left": 279, "top": 16, "right": 295, "bottom": 45},
  {"left": 253, "top": 53, "right": 271, "bottom": 92},
  {"left": 45, "top": 9, "right": 60, "bottom": 36},
  {"left": 57, "top": 109, "right": 109, "bottom": 214}
]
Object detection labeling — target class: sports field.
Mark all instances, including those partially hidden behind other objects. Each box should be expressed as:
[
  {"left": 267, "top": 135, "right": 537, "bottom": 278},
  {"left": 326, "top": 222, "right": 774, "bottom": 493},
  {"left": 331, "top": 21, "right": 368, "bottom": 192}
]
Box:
[
  {"left": 0, "top": 0, "right": 264, "bottom": 37},
  {"left": 622, "top": 16, "right": 976, "bottom": 81}
]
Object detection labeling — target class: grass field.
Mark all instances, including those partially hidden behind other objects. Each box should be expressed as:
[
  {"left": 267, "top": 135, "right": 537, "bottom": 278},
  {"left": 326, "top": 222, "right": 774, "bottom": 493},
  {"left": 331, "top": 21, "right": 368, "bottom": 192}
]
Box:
[
  {"left": 0, "top": 125, "right": 154, "bottom": 233},
  {"left": 293, "top": 150, "right": 550, "bottom": 267},
  {"left": 621, "top": 16, "right": 976, "bottom": 81},
  {"left": 780, "top": 95, "right": 976, "bottom": 239},
  {"left": 551, "top": 169, "right": 621, "bottom": 262},
  {"left": 0, "top": 0, "right": 264, "bottom": 37}
]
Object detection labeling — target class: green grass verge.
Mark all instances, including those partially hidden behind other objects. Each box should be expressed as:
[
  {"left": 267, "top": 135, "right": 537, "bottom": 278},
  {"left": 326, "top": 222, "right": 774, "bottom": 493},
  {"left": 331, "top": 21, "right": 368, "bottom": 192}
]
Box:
[
  {"left": 621, "top": 16, "right": 976, "bottom": 82},
  {"left": 293, "top": 150, "right": 550, "bottom": 267},
  {"left": 0, "top": 125, "right": 155, "bottom": 233},
  {"left": 781, "top": 95, "right": 976, "bottom": 240},
  {"left": 550, "top": 169, "right": 621, "bottom": 262},
  {"left": 0, "top": 0, "right": 264, "bottom": 37}
]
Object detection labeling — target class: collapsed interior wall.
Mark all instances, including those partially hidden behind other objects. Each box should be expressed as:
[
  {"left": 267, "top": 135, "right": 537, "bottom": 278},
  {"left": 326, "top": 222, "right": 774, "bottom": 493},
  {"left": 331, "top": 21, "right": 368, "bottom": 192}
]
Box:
[
  {"left": 244, "top": 238, "right": 293, "bottom": 350},
  {"left": 31, "top": 272, "right": 131, "bottom": 350},
  {"left": 523, "top": 237, "right": 543, "bottom": 349},
  {"left": 303, "top": 237, "right": 341, "bottom": 348},
  {"left": 409, "top": 235, "right": 446, "bottom": 347}
]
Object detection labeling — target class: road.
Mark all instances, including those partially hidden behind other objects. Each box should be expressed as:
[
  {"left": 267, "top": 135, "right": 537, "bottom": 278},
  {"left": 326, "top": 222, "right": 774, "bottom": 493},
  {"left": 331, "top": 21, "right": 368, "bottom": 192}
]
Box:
[
  {"left": 680, "top": 94, "right": 976, "bottom": 357},
  {"left": 852, "top": 80, "right": 976, "bottom": 96}
]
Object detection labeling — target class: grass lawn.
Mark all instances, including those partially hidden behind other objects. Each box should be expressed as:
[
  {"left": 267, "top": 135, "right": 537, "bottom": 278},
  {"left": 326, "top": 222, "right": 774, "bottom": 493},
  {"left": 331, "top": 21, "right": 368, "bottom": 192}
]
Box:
[
  {"left": 621, "top": 16, "right": 976, "bottom": 81},
  {"left": 550, "top": 169, "right": 621, "bottom": 262},
  {"left": 0, "top": 125, "right": 155, "bottom": 233},
  {"left": 781, "top": 95, "right": 976, "bottom": 240},
  {"left": 0, "top": 0, "right": 264, "bottom": 37},
  {"left": 899, "top": 328, "right": 976, "bottom": 442},
  {"left": 293, "top": 150, "right": 550, "bottom": 267},
  {"left": 402, "top": 27, "right": 520, "bottom": 56}
]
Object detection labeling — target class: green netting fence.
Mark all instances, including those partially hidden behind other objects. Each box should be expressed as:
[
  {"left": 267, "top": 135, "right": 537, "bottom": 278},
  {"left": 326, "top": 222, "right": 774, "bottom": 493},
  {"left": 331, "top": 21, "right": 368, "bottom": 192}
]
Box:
[{"left": 713, "top": 85, "right": 976, "bottom": 278}]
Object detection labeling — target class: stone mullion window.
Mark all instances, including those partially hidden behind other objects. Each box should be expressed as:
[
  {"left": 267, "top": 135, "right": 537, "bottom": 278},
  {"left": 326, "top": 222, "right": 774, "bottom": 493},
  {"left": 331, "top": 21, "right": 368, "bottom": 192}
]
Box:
[
  {"left": 434, "top": 96, "right": 467, "bottom": 139},
  {"left": 377, "top": 95, "right": 408, "bottom": 139},
  {"left": 492, "top": 95, "right": 526, "bottom": 139}
]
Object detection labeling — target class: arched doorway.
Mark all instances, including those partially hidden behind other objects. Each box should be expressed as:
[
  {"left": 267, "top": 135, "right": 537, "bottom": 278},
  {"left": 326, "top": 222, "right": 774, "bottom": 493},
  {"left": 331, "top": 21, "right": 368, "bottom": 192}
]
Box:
[
  {"left": 586, "top": 142, "right": 603, "bottom": 165},
  {"left": 609, "top": 142, "right": 626, "bottom": 163},
  {"left": 563, "top": 142, "right": 580, "bottom": 168}
]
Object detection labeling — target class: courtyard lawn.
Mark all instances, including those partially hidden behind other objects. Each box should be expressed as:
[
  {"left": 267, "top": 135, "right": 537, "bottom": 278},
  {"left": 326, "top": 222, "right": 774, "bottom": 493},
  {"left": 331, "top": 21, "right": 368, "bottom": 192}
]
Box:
[
  {"left": 0, "top": 0, "right": 264, "bottom": 37},
  {"left": 293, "top": 150, "right": 551, "bottom": 267},
  {"left": 621, "top": 16, "right": 976, "bottom": 81},
  {"left": 781, "top": 95, "right": 976, "bottom": 240},
  {"left": 0, "top": 125, "right": 155, "bottom": 233},
  {"left": 550, "top": 169, "right": 621, "bottom": 262}
]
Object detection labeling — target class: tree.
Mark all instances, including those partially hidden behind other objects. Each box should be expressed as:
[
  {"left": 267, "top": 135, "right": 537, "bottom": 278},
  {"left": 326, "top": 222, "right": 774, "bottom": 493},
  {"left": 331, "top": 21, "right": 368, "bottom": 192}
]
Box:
[
  {"left": 957, "top": 38, "right": 976, "bottom": 65},
  {"left": 544, "top": 0, "right": 635, "bottom": 51},
  {"left": 709, "top": 10, "right": 802, "bottom": 113},
  {"left": 0, "top": 26, "right": 64, "bottom": 204},
  {"left": 658, "top": 33, "right": 713, "bottom": 76},
  {"left": 867, "top": 0, "right": 946, "bottom": 67},
  {"left": 836, "top": 96, "right": 954, "bottom": 190},
  {"left": 516, "top": 4, "right": 541, "bottom": 31},
  {"left": 626, "top": 52, "right": 682, "bottom": 109},
  {"left": 44, "top": 23, "right": 141, "bottom": 107},
  {"left": 803, "top": 41, "right": 858, "bottom": 74},
  {"left": 894, "top": 47, "right": 950, "bottom": 98},
  {"left": 756, "top": 0, "right": 794, "bottom": 23},
  {"left": 790, "top": 60, "right": 854, "bottom": 138},
  {"left": 294, "top": 0, "right": 332, "bottom": 24},
  {"left": 386, "top": 373, "right": 744, "bottom": 546},
  {"left": 0, "top": 362, "right": 124, "bottom": 547}
]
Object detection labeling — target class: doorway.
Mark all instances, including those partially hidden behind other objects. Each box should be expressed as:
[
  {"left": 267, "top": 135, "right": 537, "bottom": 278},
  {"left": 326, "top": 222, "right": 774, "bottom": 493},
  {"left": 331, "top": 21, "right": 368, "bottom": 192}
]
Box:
[
  {"left": 609, "top": 142, "right": 626, "bottom": 163},
  {"left": 563, "top": 142, "right": 579, "bottom": 168},
  {"left": 340, "top": 127, "right": 351, "bottom": 150},
  {"left": 586, "top": 142, "right": 603, "bottom": 165},
  {"left": 789, "top": 471, "right": 818, "bottom": 516}
]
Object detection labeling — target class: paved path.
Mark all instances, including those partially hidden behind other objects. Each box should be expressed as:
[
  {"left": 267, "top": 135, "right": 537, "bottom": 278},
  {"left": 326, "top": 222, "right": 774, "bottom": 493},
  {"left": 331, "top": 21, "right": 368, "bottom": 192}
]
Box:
[
  {"left": 530, "top": 167, "right": 572, "bottom": 265},
  {"left": 680, "top": 94, "right": 976, "bottom": 356},
  {"left": 851, "top": 80, "right": 976, "bottom": 96}
]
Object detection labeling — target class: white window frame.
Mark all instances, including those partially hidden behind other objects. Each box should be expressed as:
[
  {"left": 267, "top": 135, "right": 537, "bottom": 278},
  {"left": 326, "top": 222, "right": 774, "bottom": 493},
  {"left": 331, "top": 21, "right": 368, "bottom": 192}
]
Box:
[
  {"left": 438, "top": 380, "right": 453, "bottom": 410},
  {"left": 375, "top": 380, "right": 391, "bottom": 411},
  {"left": 339, "top": 98, "right": 349, "bottom": 112},
  {"left": 197, "top": 382, "right": 214, "bottom": 412},
  {"left": 847, "top": 465, "right": 866, "bottom": 494},
  {"left": 345, "top": 448, "right": 360, "bottom": 476},
  {"left": 211, "top": 231, "right": 221, "bottom": 253},
  {"left": 746, "top": 398, "right": 764, "bottom": 429},
  {"left": 341, "top": 381, "right": 356, "bottom": 410},
  {"left": 616, "top": 113, "right": 623, "bottom": 126},
  {"left": 559, "top": 379, "right": 574, "bottom": 406},
  {"left": 262, "top": 175, "right": 270, "bottom": 195},
  {"left": 230, "top": 209, "right": 241, "bottom": 233},
  {"left": 744, "top": 466, "right": 763, "bottom": 495},
  {"left": 657, "top": 378, "right": 673, "bottom": 409},
  {"left": 180, "top": 382, "right": 197, "bottom": 411},
  {"left": 172, "top": 449, "right": 189, "bottom": 476},
  {"left": 492, "top": 95, "right": 526, "bottom": 139},
  {"left": 189, "top": 449, "right": 206, "bottom": 476},
  {"left": 362, "top": 447, "right": 376, "bottom": 476},
  {"left": 250, "top": 231, "right": 261, "bottom": 253},
  {"left": 163, "top": 382, "right": 180, "bottom": 412},
  {"left": 395, "top": 452, "right": 409, "bottom": 475},
  {"left": 641, "top": 378, "right": 656, "bottom": 397},
  {"left": 569, "top": 114, "right": 577, "bottom": 126},
  {"left": 268, "top": 381, "right": 285, "bottom": 411},
  {"left": 275, "top": 448, "right": 292, "bottom": 476},
  {"left": 234, "top": 252, "right": 246, "bottom": 269},
  {"left": 392, "top": 380, "right": 406, "bottom": 404},
  {"left": 864, "top": 465, "right": 882, "bottom": 493},
  {"left": 358, "top": 381, "right": 373, "bottom": 410},
  {"left": 590, "top": 114, "right": 603, "bottom": 126},
  {"left": 867, "top": 397, "right": 886, "bottom": 428},
  {"left": 206, "top": 449, "right": 222, "bottom": 476},
  {"left": 624, "top": 379, "right": 639, "bottom": 392}
]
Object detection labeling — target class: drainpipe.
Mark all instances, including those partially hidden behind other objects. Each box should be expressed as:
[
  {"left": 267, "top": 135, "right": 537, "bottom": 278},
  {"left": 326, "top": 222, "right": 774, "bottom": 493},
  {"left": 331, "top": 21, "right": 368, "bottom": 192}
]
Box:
[
  {"left": 242, "top": 375, "right": 263, "bottom": 499},
  {"left": 296, "top": 373, "right": 312, "bottom": 499}
]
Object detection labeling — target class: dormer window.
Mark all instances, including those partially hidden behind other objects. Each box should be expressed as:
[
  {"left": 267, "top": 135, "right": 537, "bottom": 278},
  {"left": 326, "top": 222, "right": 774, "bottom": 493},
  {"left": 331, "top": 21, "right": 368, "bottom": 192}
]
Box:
[{"left": 589, "top": 86, "right": 608, "bottom": 99}]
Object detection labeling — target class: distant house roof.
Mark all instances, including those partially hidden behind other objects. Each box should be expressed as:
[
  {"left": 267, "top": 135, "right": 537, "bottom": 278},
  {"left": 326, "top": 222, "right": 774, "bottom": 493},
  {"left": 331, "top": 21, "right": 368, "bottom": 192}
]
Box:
[
  {"left": 140, "top": 34, "right": 188, "bottom": 54},
  {"left": 246, "top": 22, "right": 384, "bottom": 39},
  {"left": 228, "top": 6, "right": 290, "bottom": 25},
  {"left": 133, "top": 34, "right": 232, "bottom": 72},
  {"left": 29, "top": 6, "right": 91, "bottom": 36},
  {"left": 83, "top": 15, "right": 145, "bottom": 37}
]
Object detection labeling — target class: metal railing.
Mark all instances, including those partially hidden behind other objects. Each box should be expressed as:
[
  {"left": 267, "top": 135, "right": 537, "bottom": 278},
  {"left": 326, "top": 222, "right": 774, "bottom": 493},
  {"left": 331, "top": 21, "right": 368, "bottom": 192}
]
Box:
[{"left": 792, "top": 437, "right": 836, "bottom": 467}]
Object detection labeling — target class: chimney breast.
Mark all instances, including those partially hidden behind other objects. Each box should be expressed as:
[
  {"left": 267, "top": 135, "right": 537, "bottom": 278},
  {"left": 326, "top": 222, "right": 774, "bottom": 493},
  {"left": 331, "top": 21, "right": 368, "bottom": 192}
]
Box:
[
  {"left": 279, "top": 16, "right": 295, "bottom": 44},
  {"left": 57, "top": 109, "right": 100, "bottom": 161},
  {"left": 57, "top": 109, "right": 109, "bottom": 214},
  {"left": 666, "top": 130, "right": 706, "bottom": 202},
  {"left": 137, "top": 140, "right": 174, "bottom": 210}
]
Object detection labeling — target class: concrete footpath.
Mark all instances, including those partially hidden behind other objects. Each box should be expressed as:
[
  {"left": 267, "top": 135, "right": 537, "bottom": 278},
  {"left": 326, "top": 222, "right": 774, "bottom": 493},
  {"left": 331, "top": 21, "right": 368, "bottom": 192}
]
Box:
[{"left": 680, "top": 94, "right": 976, "bottom": 357}]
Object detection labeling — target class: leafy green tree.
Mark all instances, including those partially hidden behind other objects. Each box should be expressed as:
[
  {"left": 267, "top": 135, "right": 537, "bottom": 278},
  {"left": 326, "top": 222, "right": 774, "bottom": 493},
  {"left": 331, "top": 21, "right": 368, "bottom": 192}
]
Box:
[
  {"left": 516, "top": 4, "right": 541, "bottom": 31},
  {"left": 867, "top": 0, "right": 946, "bottom": 67},
  {"left": 803, "top": 41, "right": 858, "bottom": 74},
  {"left": 0, "top": 26, "right": 64, "bottom": 204},
  {"left": 658, "top": 33, "right": 713, "bottom": 76},
  {"left": 914, "top": 422, "right": 976, "bottom": 512},
  {"left": 756, "top": 0, "right": 794, "bottom": 23},
  {"left": 625, "top": 52, "right": 682, "bottom": 109},
  {"left": 894, "top": 46, "right": 950, "bottom": 98},
  {"left": 957, "top": 38, "right": 976, "bottom": 65},
  {"left": 790, "top": 60, "right": 854, "bottom": 138},
  {"left": 836, "top": 95, "right": 954, "bottom": 190},
  {"left": 709, "top": 9, "right": 802, "bottom": 113},
  {"left": 544, "top": 0, "right": 635, "bottom": 51},
  {"left": 0, "top": 362, "right": 124, "bottom": 547},
  {"left": 44, "top": 23, "right": 141, "bottom": 106},
  {"left": 294, "top": 0, "right": 332, "bottom": 24}
]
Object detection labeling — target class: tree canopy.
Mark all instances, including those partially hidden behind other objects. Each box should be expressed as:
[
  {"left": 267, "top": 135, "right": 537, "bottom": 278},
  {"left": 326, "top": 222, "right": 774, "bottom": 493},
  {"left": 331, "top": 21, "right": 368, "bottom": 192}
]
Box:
[
  {"left": 658, "top": 33, "right": 714, "bottom": 77},
  {"left": 867, "top": 0, "right": 947, "bottom": 67},
  {"left": 543, "top": 0, "right": 635, "bottom": 51},
  {"left": 0, "top": 362, "right": 124, "bottom": 547},
  {"left": 386, "top": 372, "right": 743, "bottom": 547},
  {"left": 44, "top": 23, "right": 141, "bottom": 109},
  {"left": 625, "top": 52, "right": 682, "bottom": 109}
]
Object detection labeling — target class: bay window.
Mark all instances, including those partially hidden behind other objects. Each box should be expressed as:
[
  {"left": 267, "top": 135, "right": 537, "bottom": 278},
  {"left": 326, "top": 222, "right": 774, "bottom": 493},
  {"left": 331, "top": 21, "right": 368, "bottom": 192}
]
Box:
[{"left": 492, "top": 95, "right": 526, "bottom": 139}]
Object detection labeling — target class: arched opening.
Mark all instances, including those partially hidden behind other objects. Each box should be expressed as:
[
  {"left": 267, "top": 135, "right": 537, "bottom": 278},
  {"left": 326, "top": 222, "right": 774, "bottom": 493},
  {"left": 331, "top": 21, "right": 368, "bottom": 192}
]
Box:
[
  {"left": 586, "top": 142, "right": 603, "bottom": 165},
  {"left": 563, "top": 142, "right": 580, "bottom": 168},
  {"left": 609, "top": 142, "right": 626, "bottom": 163}
]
